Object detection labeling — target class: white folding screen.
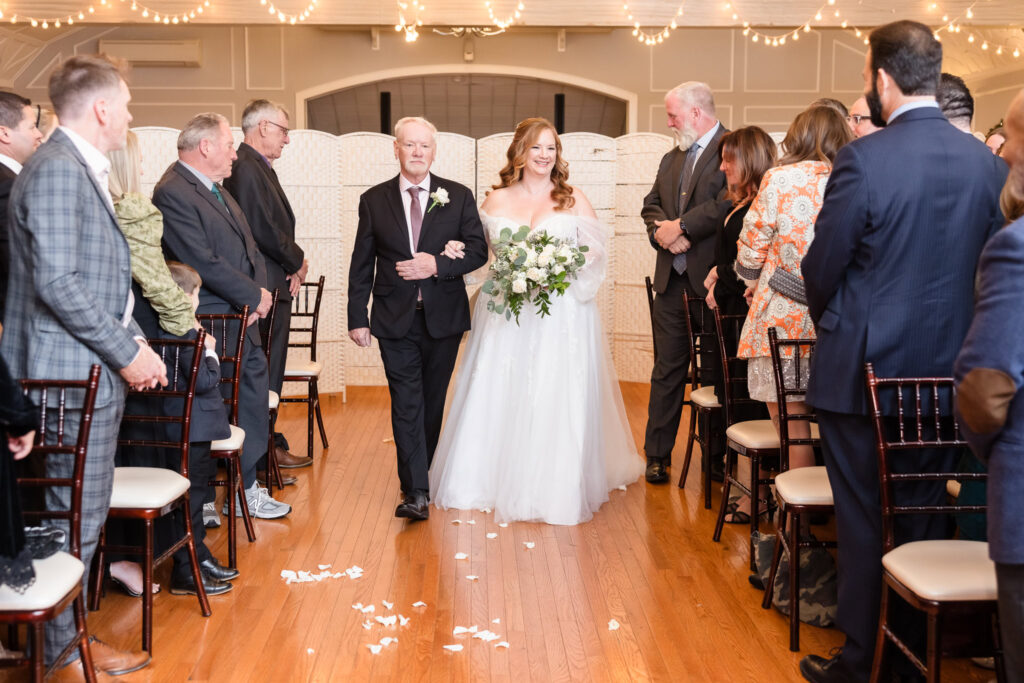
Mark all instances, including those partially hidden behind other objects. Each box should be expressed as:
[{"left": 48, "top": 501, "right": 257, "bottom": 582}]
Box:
[{"left": 133, "top": 126, "right": 673, "bottom": 397}]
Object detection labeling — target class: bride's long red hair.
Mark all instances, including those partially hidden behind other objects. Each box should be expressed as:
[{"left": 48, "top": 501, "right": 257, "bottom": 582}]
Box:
[{"left": 492, "top": 117, "right": 575, "bottom": 211}]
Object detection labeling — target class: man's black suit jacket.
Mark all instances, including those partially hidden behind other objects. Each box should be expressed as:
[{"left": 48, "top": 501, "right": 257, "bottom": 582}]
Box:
[
  {"left": 0, "top": 163, "right": 16, "bottom": 321},
  {"left": 223, "top": 143, "right": 304, "bottom": 301},
  {"left": 347, "top": 174, "right": 487, "bottom": 340},
  {"left": 803, "top": 107, "right": 1008, "bottom": 415},
  {"left": 641, "top": 124, "right": 730, "bottom": 296},
  {"left": 152, "top": 161, "right": 268, "bottom": 347}
]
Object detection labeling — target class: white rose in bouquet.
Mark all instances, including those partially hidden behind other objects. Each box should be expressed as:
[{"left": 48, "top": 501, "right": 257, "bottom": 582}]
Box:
[
  {"left": 537, "top": 252, "right": 553, "bottom": 268},
  {"left": 557, "top": 244, "right": 572, "bottom": 260},
  {"left": 511, "top": 276, "right": 528, "bottom": 294},
  {"left": 552, "top": 264, "right": 565, "bottom": 276},
  {"left": 523, "top": 249, "right": 538, "bottom": 268},
  {"left": 525, "top": 267, "right": 544, "bottom": 282}
]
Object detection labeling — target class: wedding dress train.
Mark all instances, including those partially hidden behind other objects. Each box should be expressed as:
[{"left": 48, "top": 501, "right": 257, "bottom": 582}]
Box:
[{"left": 428, "top": 211, "right": 645, "bottom": 525}]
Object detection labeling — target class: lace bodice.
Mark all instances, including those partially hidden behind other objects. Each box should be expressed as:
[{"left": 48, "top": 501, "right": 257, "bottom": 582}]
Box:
[{"left": 480, "top": 211, "right": 580, "bottom": 250}]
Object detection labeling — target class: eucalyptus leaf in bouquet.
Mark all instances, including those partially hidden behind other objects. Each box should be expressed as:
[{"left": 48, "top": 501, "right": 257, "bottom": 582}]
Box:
[{"left": 482, "top": 227, "right": 588, "bottom": 324}]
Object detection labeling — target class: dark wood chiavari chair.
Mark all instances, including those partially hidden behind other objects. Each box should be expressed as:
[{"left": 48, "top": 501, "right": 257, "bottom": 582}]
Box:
[{"left": 281, "top": 275, "right": 329, "bottom": 460}]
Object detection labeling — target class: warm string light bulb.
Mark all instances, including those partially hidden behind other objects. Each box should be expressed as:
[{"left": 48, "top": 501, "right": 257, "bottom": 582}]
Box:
[
  {"left": 622, "top": 0, "right": 686, "bottom": 47},
  {"left": 485, "top": 1, "right": 524, "bottom": 30},
  {"left": 396, "top": 0, "right": 424, "bottom": 42}
]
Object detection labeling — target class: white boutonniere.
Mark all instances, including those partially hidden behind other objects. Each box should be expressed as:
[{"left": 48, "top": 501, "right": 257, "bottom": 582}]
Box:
[{"left": 427, "top": 187, "right": 449, "bottom": 213}]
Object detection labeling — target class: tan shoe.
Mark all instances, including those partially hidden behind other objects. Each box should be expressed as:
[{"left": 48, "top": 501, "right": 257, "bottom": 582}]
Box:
[
  {"left": 51, "top": 657, "right": 114, "bottom": 682},
  {"left": 258, "top": 469, "right": 297, "bottom": 486},
  {"left": 275, "top": 446, "right": 312, "bottom": 469},
  {"left": 88, "top": 637, "right": 150, "bottom": 675}
]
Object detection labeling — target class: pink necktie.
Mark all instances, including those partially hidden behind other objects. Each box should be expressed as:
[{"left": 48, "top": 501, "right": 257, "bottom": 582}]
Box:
[{"left": 408, "top": 187, "right": 423, "bottom": 250}]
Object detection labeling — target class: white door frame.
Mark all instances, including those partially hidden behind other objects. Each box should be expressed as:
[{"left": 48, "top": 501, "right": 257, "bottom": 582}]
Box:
[{"left": 294, "top": 63, "right": 638, "bottom": 133}]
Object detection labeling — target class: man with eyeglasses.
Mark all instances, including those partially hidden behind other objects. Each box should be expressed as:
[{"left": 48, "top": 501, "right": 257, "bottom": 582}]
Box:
[
  {"left": 0, "top": 91, "right": 44, "bottom": 322},
  {"left": 224, "top": 99, "right": 311, "bottom": 478},
  {"left": 846, "top": 96, "right": 881, "bottom": 138}
]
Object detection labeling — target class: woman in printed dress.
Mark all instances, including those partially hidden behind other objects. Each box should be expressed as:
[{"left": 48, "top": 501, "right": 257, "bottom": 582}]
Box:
[{"left": 726, "top": 106, "right": 853, "bottom": 522}]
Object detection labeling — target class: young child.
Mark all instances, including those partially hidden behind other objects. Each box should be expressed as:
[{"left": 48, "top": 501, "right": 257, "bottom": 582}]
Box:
[{"left": 161, "top": 261, "right": 238, "bottom": 596}]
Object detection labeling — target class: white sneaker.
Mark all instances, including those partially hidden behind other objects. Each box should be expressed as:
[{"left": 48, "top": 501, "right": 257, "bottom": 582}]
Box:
[
  {"left": 202, "top": 502, "right": 220, "bottom": 528},
  {"left": 223, "top": 483, "right": 291, "bottom": 519}
]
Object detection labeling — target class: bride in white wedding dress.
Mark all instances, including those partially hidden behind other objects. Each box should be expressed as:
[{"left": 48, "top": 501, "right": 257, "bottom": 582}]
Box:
[{"left": 429, "top": 118, "right": 645, "bottom": 525}]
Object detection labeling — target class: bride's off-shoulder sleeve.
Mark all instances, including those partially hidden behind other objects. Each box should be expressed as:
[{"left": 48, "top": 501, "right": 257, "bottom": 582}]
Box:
[{"left": 571, "top": 215, "right": 609, "bottom": 303}]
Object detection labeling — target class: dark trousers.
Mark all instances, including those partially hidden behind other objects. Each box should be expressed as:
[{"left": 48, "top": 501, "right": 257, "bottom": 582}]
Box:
[
  {"left": 163, "top": 442, "right": 215, "bottom": 580},
  {"left": 645, "top": 271, "right": 724, "bottom": 464},
  {"left": 232, "top": 332, "right": 270, "bottom": 488},
  {"left": 817, "top": 409, "right": 955, "bottom": 677},
  {"left": 997, "top": 562, "right": 1024, "bottom": 683},
  {"left": 260, "top": 300, "right": 291, "bottom": 451},
  {"left": 377, "top": 310, "right": 461, "bottom": 495}
]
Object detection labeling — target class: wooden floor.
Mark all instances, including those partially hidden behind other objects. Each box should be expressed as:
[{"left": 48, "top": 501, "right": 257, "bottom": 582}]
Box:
[{"left": 54, "top": 383, "right": 990, "bottom": 682}]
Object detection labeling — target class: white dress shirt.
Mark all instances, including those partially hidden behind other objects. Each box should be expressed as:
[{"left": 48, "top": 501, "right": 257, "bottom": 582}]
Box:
[
  {"left": 57, "top": 126, "right": 137, "bottom": 333},
  {"left": 688, "top": 121, "right": 721, "bottom": 169},
  {"left": 398, "top": 172, "right": 431, "bottom": 254},
  {"left": 0, "top": 153, "right": 22, "bottom": 175}
]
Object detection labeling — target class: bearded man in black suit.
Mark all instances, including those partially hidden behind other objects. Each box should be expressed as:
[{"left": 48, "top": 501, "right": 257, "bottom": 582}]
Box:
[
  {"left": 642, "top": 81, "right": 730, "bottom": 484},
  {"left": 347, "top": 116, "right": 487, "bottom": 520}
]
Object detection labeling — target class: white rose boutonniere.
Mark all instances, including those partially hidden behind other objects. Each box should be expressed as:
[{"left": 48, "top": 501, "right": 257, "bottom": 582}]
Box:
[{"left": 427, "top": 187, "right": 450, "bottom": 213}]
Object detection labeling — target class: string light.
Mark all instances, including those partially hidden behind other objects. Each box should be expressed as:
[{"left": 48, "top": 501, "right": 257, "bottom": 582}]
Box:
[
  {"left": 485, "top": 1, "right": 523, "bottom": 30},
  {"left": 730, "top": 1, "right": 868, "bottom": 49},
  {"left": 621, "top": 1, "right": 686, "bottom": 46},
  {"left": 933, "top": 2, "right": 1023, "bottom": 60},
  {"left": 396, "top": 0, "right": 425, "bottom": 42},
  {"left": 259, "top": 0, "right": 318, "bottom": 24},
  {"left": 4, "top": 0, "right": 210, "bottom": 28}
]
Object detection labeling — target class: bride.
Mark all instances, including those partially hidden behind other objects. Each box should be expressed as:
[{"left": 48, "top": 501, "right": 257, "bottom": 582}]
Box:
[{"left": 428, "top": 117, "right": 645, "bottom": 525}]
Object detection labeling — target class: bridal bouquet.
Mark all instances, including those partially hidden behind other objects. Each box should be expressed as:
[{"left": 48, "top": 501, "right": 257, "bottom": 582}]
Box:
[{"left": 481, "top": 226, "right": 588, "bottom": 324}]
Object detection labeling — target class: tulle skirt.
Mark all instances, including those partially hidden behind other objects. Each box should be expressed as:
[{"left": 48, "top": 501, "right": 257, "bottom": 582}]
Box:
[{"left": 428, "top": 291, "right": 644, "bottom": 525}]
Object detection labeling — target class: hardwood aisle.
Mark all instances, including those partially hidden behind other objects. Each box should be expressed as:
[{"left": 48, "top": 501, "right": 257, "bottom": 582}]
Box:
[{"left": 70, "top": 385, "right": 989, "bottom": 682}]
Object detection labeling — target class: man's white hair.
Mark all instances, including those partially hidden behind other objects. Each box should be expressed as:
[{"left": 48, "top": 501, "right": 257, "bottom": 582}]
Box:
[
  {"left": 394, "top": 116, "right": 437, "bottom": 142},
  {"left": 241, "top": 99, "right": 289, "bottom": 133},
  {"left": 178, "top": 112, "right": 228, "bottom": 151},
  {"left": 666, "top": 81, "right": 717, "bottom": 118}
]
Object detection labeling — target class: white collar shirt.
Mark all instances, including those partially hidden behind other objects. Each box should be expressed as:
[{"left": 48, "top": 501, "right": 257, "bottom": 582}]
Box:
[
  {"left": 0, "top": 153, "right": 22, "bottom": 175},
  {"left": 398, "top": 172, "right": 431, "bottom": 253}
]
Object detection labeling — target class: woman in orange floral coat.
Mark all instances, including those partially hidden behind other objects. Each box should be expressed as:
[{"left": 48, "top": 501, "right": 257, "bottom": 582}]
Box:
[{"left": 726, "top": 106, "right": 853, "bottom": 522}]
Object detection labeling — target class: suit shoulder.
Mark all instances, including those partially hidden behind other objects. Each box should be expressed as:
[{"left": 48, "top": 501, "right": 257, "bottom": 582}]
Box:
[{"left": 988, "top": 219, "right": 1024, "bottom": 253}]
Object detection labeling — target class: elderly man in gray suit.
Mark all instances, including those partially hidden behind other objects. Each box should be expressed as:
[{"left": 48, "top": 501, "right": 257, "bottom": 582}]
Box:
[
  {"left": 153, "top": 113, "right": 290, "bottom": 521},
  {"left": 1, "top": 54, "right": 165, "bottom": 678}
]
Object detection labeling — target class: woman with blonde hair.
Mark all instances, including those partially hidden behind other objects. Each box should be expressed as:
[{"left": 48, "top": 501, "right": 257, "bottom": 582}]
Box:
[
  {"left": 725, "top": 105, "right": 853, "bottom": 523},
  {"left": 429, "top": 117, "right": 644, "bottom": 525}
]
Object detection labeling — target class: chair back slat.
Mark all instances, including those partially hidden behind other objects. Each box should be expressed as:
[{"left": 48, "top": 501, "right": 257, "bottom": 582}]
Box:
[
  {"left": 196, "top": 307, "right": 248, "bottom": 425},
  {"left": 768, "top": 328, "right": 819, "bottom": 470},
  {"left": 713, "top": 309, "right": 760, "bottom": 427},
  {"left": 261, "top": 288, "right": 280, "bottom": 367},
  {"left": 864, "top": 362, "right": 979, "bottom": 552},
  {"left": 288, "top": 276, "right": 325, "bottom": 361},
  {"left": 682, "top": 291, "right": 718, "bottom": 390},
  {"left": 118, "top": 333, "right": 205, "bottom": 477},
  {"left": 17, "top": 364, "right": 102, "bottom": 558}
]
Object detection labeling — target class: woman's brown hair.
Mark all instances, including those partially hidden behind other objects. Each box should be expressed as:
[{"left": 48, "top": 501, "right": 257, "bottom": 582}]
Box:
[
  {"left": 719, "top": 126, "right": 777, "bottom": 204},
  {"left": 778, "top": 105, "right": 854, "bottom": 166},
  {"left": 492, "top": 117, "right": 575, "bottom": 211}
]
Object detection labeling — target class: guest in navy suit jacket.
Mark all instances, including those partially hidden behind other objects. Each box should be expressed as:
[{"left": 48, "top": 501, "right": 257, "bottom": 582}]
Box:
[
  {"left": 799, "top": 20, "right": 1007, "bottom": 683},
  {"left": 955, "top": 88, "right": 1024, "bottom": 683}
]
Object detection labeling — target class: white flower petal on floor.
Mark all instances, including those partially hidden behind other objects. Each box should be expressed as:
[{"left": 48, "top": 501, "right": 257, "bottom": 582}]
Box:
[
  {"left": 481, "top": 508, "right": 492, "bottom": 513},
  {"left": 454, "top": 552, "right": 468, "bottom": 560},
  {"left": 399, "top": 615, "right": 410, "bottom": 626},
  {"left": 362, "top": 621, "right": 372, "bottom": 630},
  {"left": 466, "top": 575, "right": 479, "bottom": 581},
  {"left": 468, "top": 520, "right": 477, "bottom": 525},
  {"left": 375, "top": 615, "right": 397, "bottom": 627},
  {"left": 492, "top": 618, "right": 501, "bottom": 624},
  {"left": 498, "top": 523, "right": 508, "bottom": 528},
  {"left": 412, "top": 601, "right": 427, "bottom": 608},
  {"left": 452, "top": 519, "right": 462, "bottom": 525},
  {"left": 608, "top": 619, "right": 620, "bottom": 631},
  {"left": 382, "top": 600, "right": 393, "bottom": 610},
  {"left": 486, "top": 532, "right": 498, "bottom": 539},
  {"left": 473, "top": 630, "right": 501, "bottom": 642},
  {"left": 379, "top": 637, "right": 397, "bottom": 647},
  {"left": 443, "top": 644, "right": 463, "bottom": 652},
  {"left": 367, "top": 644, "right": 383, "bottom": 655},
  {"left": 318, "top": 563, "right": 331, "bottom": 570},
  {"left": 307, "top": 648, "right": 315, "bottom": 654},
  {"left": 453, "top": 626, "right": 473, "bottom": 635},
  {"left": 495, "top": 641, "right": 510, "bottom": 649},
  {"left": 523, "top": 542, "right": 535, "bottom": 549}
]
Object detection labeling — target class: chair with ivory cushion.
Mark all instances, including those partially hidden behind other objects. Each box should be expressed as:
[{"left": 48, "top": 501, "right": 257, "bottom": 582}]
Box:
[
  {"left": 676, "top": 290, "right": 723, "bottom": 509},
  {"left": 711, "top": 309, "right": 783, "bottom": 571},
  {"left": 760, "top": 328, "right": 830, "bottom": 651},
  {"left": 281, "top": 275, "right": 328, "bottom": 460},
  {"left": 1, "top": 365, "right": 101, "bottom": 682},
  {"left": 197, "top": 309, "right": 256, "bottom": 569},
  {"left": 90, "top": 335, "right": 211, "bottom": 653},
  {"left": 864, "top": 364, "right": 1004, "bottom": 683}
]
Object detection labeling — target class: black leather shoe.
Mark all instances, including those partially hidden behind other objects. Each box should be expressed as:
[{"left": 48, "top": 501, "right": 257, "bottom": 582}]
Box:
[
  {"left": 169, "top": 572, "right": 232, "bottom": 596},
  {"left": 200, "top": 557, "right": 240, "bottom": 582},
  {"left": 645, "top": 460, "right": 669, "bottom": 484},
  {"left": 799, "top": 653, "right": 857, "bottom": 683},
  {"left": 395, "top": 492, "right": 429, "bottom": 521}
]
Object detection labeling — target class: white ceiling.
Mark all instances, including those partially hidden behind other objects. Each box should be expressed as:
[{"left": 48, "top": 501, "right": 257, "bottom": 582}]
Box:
[{"left": 6, "top": 0, "right": 1024, "bottom": 27}]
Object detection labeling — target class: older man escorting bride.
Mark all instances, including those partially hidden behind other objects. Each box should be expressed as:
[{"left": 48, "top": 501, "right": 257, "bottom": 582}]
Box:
[{"left": 429, "top": 118, "right": 645, "bottom": 525}]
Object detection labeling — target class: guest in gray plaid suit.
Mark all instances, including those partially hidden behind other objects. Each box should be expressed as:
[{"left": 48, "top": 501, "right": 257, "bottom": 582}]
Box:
[{"left": 1, "top": 55, "right": 165, "bottom": 677}]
